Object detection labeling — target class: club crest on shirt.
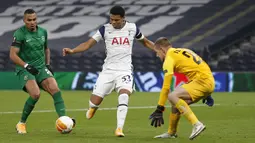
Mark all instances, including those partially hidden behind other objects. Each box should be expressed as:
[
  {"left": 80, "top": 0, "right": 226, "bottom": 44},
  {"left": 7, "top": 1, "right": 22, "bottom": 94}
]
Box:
[
  {"left": 24, "top": 75, "right": 28, "bottom": 81},
  {"left": 41, "top": 36, "right": 45, "bottom": 42}
]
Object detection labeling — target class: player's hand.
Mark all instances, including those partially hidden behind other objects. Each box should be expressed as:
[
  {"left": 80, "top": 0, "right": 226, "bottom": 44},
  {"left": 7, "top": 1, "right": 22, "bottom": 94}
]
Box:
[
  {"left": 202, "top": 95, "right": 214, "bottom": 107},
  {"left": 46, "top": 64, "right": 54, "bottom": 75},
  {"left": 62, "top": 48, "right": 74, "bottom": 56},
  {"left": 149, "top": 105, "right": 165, "bottom": 127},
  {"left": 24, "top": 64, "right": 39, "bottom": 75}
]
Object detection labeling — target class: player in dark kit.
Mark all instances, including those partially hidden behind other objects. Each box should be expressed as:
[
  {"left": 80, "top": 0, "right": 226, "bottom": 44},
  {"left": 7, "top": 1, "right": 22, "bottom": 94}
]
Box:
[{"left": 9, "top": 9, "right": 74, "bottom": 134}]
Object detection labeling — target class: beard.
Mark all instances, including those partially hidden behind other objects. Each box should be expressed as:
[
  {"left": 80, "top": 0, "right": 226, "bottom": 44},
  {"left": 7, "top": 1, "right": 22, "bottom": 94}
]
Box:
[{"left": 29, "top": 25, "right": 36, "bottom": 31}]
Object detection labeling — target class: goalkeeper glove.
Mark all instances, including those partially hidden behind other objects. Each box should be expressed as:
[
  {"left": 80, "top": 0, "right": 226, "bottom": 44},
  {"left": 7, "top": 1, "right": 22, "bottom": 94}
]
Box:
[
  {"left": 46, "top": 64, "right": 54, "bottom": 75},
  {"left": 202, "top": 95, "right": 214, "bottom": 107},
  {"left": 24, "top": 64, "right": 39, "bottom": 75},
  {"left": 149, "top": 105, "right": 165, "bottom": 127}
]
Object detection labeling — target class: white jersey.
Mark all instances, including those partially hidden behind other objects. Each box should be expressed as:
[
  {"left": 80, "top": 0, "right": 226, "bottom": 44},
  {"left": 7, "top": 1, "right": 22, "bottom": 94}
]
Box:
[{"left": 92, "top": 21, "right": 144, "bottom": 72}]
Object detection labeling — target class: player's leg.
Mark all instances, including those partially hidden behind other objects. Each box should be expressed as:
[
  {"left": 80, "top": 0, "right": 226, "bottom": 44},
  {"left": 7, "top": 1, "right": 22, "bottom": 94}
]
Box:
[
  {"left": 168, "top": 99, "right": 194, "bottom": 136},
  {"left": 38, "top": 67, "right": 66, "bottom": 117},
  {"left": 86, "top": 71, "right": 115, "bottom": 119},
  {"left": 168, "top": 82, "right": 208, "bottom": 140},
  {"left": 154, "top": 106, "right": 180, "bottom": 138},
  {"left": 40, "top": 72, "right": 76, "bottom": 127},
  {"left": 154, "top": 100, "right": 193, "bottom": 138},
  {"left": 115, "top": 73, "right": 133, "bottom": 137},
  {"left": 86, "top": 94, "right": 103, "bottom": 119},
  {"left": 41, "top": 77, "right": 66, "bottom": 117},
  {"left": 16, "top": 71, "right": 40, "bottom": 134},
  {"left": 168, "top": 107, "right": 181, "bottom": 136},
  {"left": 114, "top": 89, "right": 131, "bottom": 137}
]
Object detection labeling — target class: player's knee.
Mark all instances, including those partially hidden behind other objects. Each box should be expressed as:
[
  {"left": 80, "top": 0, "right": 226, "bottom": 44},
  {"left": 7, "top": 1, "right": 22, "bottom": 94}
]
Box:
[
  {"left": 48, "top": 82, "right": 60, "bottom": 95},
  {"left": 49, "top": 87, "right": 60, "bottom": 95},
  {"left": 29, "top": 90, "right": 40, "bottom": 100},
  {"left": 168, "top": 93, "right": 175, "bottom": 102},
  {"left": 118, "top": 93, "right": 129, "bottom": 106},
  {"left": 168, "top": 93, "right": 181, "bottom": 105},
  {"left": 119, "top": 89, "right": 131, "bottom": 96},
  {"left": 185, "top": 99, "right": 193, "bottom": 105},
  {"left": 33, "top": 95, "right": 40, "bottom": 100}
]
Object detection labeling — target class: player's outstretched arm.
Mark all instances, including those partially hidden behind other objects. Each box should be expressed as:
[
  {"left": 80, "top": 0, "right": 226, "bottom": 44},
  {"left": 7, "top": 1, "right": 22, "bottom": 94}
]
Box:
[
  {"left": 138, "top": 37, "right": 155, "bottom": 52},
  {"left": 62, "top": 38, "right": 97, "bottom": 56},
  {"left": 157, "top": 56, "right": 175, "bottom": 106},
  {"left": 149, "top": 74, "right": 172, "bottom": 128},
  {"left": 158, "top": 74, "right": 172, "bottom": 106}
]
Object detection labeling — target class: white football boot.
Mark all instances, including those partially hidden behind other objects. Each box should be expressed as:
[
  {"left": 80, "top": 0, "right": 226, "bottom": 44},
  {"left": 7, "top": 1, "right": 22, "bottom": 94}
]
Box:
[
  {"left": 189, "top": 122, "right": 206, "bottom": 140},
  {"left": 154, "top": 132, "right": 177, "bottom": 138}
]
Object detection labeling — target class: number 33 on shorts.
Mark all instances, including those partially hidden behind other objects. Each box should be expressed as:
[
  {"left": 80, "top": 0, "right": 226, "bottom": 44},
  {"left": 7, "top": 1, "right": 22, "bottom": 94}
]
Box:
[{"left": 121, "top": 75, "right": 132, "bottom": 84}]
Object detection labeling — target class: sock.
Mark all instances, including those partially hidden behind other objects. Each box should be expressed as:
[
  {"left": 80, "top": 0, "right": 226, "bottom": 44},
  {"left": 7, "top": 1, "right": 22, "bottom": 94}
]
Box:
[
  {"left": 21, "top": 96, "right": 38, "bottom": 123},
  {"left": 117, "top": 93, "right": 129, "bottom": 129},
  {"left": 89, "top": 100, "right": 99, "bottom": 108},
  {"left": 175, "top": 99, "right": 199, "bottom": 125},
  {"left": 52, "top": 91, "right": 66, "bottom": 117},
  {"left": 168, "top": 113, "right": 181, "bottom": 134}
]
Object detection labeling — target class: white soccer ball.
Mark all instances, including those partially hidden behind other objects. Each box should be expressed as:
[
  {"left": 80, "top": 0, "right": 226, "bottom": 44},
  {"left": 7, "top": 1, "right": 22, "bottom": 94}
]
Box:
[{"left": 56, "top": 116, "right": 74, "bottom": 134}]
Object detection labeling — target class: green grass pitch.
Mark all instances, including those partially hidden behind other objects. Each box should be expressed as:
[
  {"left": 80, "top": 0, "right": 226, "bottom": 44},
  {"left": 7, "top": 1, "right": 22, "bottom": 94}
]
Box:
[{"left": 0, "top": 91, "right": 254, "bottom": 143}]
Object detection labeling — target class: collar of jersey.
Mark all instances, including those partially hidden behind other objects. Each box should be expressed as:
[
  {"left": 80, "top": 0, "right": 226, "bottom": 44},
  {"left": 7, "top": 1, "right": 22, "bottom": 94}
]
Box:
[
  {"left": 112, "top": 21, "right": 127, "bottom": 30},
  {"left": 25, "top": 25, "right": 38, "bottom": 33}
]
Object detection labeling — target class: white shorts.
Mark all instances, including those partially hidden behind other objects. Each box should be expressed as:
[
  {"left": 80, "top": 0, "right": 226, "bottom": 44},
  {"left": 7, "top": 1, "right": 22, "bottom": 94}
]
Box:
[{"left": 92, "top": 70, "right": 134, "bottom": 98}]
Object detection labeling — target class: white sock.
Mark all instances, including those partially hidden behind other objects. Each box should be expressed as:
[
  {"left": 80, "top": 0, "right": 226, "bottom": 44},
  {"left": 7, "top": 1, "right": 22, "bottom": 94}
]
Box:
[
  {"left": 89, "top": 100, "right": 99, "bottom": 108},
  {"left": 117, "top": 93, "right": 129, "bottom": 129}
]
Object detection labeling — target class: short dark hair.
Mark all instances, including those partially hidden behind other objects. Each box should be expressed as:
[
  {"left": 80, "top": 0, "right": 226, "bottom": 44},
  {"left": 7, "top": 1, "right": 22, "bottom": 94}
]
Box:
[
  {"left": 24, "top": 9, "right": 36, "bottom": 15},
  {"left": 110, "top": 6, "right": 125, "bottom": 17}
]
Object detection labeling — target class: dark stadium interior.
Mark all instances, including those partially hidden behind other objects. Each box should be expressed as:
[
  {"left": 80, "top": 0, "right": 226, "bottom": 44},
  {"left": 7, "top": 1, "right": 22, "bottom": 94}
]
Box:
[{"left": 1, "top": 0, "right": 254, "bottom": 72}]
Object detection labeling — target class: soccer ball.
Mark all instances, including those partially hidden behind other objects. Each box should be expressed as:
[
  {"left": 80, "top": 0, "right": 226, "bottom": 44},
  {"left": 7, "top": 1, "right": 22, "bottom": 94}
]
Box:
[{"left": 56, "top": 116, "right": 74, "bottom": 134}]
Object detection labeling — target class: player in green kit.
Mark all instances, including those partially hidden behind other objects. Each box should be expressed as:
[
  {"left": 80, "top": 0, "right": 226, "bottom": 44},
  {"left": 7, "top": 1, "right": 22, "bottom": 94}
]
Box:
[{"left": 9, "top": 9, "right": 75, "bottom": 134}]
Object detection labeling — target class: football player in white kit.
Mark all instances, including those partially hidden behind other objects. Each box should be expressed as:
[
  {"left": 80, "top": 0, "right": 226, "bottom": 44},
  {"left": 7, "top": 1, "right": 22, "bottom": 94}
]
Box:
[{"left": 63, "top": 6, "right": 154, "bottom": 137}]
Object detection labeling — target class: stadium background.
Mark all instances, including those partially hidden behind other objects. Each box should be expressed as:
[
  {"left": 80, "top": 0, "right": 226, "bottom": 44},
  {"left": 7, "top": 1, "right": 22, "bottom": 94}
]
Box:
[{"left": 0, "top": 0, "right": 254, "bottom": 92}]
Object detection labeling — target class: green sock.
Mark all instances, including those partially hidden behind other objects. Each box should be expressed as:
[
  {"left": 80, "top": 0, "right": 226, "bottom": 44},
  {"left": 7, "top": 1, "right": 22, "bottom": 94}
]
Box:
[
  {"left": 52, "top": 91, "right": 66, "bottom": 117},
  {"left": 21, "top": 96, "right": 38, "bottom": 123}
]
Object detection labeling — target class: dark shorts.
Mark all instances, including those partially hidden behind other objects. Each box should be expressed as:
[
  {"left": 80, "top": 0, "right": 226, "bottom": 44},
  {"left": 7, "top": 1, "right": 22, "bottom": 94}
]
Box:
[{"left": 17, "top": 66, "right": 53, "bottom": 91}]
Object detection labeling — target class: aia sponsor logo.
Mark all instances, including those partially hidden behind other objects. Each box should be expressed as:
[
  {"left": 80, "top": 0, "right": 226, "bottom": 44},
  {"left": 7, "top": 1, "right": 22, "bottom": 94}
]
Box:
[{"left": 112, "top": 37, "right": 130, "bottom": 45}]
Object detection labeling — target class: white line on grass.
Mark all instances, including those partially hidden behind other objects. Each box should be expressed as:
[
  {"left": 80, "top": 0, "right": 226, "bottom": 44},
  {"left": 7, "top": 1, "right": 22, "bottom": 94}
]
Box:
[
  {"left": 0, "top": 104, "right": 221, "bottom": 114},
  {"left": 2, "top": 103, "right": 254, "bottom": 114}
]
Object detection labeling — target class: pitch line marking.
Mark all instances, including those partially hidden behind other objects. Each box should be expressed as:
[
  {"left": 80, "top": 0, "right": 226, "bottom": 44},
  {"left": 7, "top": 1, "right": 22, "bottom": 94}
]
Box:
[
  {"left": 2, "top": 104, "right": 254, "bottom": 114},
  {"left": 0, "top": 105, "right": 214, "bottom": 114}
]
